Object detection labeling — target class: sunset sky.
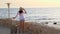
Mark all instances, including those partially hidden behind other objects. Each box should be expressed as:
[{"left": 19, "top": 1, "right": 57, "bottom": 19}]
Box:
[{"left": 0, "top": 0, "right": 60, "bottom": 8}]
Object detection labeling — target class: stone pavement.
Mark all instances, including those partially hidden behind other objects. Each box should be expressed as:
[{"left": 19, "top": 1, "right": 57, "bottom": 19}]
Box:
[
  {"left": 0, "top": 26, "right": 33, "bottom": 34},
  {"left": 0, "top": 26, "right": 11, "bottom": 34}
]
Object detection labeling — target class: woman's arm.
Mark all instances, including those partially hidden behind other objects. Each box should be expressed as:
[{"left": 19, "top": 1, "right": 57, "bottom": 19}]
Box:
[
  {"left": 13, "top": 12, "right": 19, "bottom": 19},
  {"left": 23, "top": 8, "right": 27, "bottom": 13}
]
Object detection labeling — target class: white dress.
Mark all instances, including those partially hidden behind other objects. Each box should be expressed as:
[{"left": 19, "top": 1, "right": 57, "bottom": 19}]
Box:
[{"left": 19, "top": 13, "right": 25, "bottom": 21}]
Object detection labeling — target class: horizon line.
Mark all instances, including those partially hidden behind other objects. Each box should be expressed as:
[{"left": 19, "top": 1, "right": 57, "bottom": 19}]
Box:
[{"left": 1, "top": 7, "right": 60, "bottom": 8}]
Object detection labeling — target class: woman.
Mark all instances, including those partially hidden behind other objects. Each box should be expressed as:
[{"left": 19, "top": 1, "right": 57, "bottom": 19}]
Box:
[{"left": 13, "top": 7, "right": 27, "bottom": 33}]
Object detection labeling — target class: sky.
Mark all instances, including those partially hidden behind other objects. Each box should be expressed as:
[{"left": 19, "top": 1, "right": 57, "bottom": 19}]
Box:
[{"left": 0, "top": 0, "right": 60, "bottom": 8}]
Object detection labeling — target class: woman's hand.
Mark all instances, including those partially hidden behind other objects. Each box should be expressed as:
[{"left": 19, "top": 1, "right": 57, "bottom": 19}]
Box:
[
  {"left": 25, "top": 11, "right": 27, "bottom": 14},
  {"left": 12, "top": 17, "right": 16, "bottom": 19}
]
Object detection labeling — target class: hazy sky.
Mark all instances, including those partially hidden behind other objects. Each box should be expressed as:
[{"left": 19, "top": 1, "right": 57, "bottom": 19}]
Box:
[{"left": 0, "top": 0, "right": 60, "bottom": 8}]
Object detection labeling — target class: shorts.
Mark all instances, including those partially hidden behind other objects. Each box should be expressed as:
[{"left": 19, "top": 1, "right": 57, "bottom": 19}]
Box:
[{"left": 19, "top": 17, "right": 25, "bottom": 21}]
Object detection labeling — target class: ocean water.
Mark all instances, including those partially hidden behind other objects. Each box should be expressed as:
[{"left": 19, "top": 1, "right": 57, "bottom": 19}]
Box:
[{"left": 0, "top": 8, "right": 60, "bottom": 22}]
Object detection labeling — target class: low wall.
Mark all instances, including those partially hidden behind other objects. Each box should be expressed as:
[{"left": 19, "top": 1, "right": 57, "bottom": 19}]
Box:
[{"left": 0, "top": 18, "right": 60, "bottom": 34}]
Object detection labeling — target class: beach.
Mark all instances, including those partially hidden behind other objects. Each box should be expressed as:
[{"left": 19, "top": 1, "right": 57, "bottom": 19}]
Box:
[{"left": 0, "top": 18, "right": 60, "bottom": 34}]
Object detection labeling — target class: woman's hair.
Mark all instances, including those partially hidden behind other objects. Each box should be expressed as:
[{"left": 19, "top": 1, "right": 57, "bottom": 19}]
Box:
[
  {"left": 19, "top": 7, "right": 23, "bottom": 14},
  {"left": 19, "top": 7, "right": 23, "bottom": 10},
  {"left": 19, "top": 10, "right": 23, "bottom": 14}
]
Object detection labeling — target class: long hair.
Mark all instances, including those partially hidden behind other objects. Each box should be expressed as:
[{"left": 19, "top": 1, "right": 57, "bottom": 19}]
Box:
[{"left": 19, "top": 7, "right": 23, "bottom": 14}]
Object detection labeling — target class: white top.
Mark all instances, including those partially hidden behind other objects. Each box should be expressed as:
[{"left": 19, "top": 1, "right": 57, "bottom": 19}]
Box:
[{"left": 18, "top": 13, "right": 25, "bottom": 20}]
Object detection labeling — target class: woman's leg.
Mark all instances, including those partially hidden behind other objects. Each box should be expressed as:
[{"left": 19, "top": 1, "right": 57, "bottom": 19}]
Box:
[
  {"left": 22, "top": 20, "right": 24, "bottom": 31},
  {"left": 20, "top": 20, "right": 24, "bottom": 32}
]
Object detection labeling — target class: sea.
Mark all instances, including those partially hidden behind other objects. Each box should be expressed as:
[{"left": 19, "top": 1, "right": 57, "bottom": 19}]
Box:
[{"left": 0, "top": 8, "right": 60, "bottom": 23}]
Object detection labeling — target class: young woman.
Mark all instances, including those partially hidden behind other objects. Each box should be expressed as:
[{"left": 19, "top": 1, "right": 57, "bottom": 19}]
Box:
[{"left": 13, "top": 7, "right": 27, "bottom": 33}]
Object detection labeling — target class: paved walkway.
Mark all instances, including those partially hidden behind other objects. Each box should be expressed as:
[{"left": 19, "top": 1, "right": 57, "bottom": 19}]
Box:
[
  {"left": 0, "top": 26, "right": 11, "bottom": 34},
  {"left": 0, "top": 26, "right": 32, "bottom": 34}
]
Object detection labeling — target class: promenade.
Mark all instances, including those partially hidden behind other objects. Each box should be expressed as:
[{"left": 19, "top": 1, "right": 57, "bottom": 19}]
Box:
[{"left": 0, "top": 26, "right": 11, "bottom": 34}]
